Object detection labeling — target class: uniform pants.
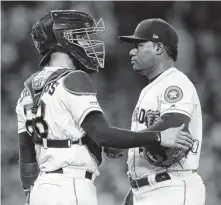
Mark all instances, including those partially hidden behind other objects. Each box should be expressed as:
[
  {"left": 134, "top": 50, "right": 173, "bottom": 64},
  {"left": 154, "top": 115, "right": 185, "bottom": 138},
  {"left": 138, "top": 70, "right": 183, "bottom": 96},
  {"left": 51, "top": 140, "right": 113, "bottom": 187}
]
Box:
[
  {"left": 133, "top": 171, "right": 205, "bottom": 205},
  {"left": 30, "top": 169, "right": 98, "bottom": 205}
]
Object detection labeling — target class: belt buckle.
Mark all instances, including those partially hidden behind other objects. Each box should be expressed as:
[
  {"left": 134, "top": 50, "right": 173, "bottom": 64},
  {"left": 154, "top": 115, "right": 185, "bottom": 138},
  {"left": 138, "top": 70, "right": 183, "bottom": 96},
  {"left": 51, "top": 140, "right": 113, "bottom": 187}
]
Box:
[
  {"left": 42, "top": 138, "right": 48, "bottom": 149},
  {"left": 78, "top": 139, "right": 82, "bottom": 145},
  {"left": 67, "top": 140, "right": 71, "bottom": 148},
  {"left": 155, "top": 172, "right": 171, "bottom": 183},
  {"left": 71, "top": 139, "right": 82, "bottom": 146}
]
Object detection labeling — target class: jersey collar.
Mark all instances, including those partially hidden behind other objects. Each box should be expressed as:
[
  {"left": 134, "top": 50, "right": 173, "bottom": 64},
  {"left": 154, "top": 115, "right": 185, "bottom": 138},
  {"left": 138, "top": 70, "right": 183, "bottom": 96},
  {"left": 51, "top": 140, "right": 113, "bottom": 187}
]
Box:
[
  {"left": 149, "top": 67, "right": 177, "bottom": 84},
  {"left": 149, "top": 72, "right": 163, "bottom": 83},
  {"left": 43, "top": 66, "right": 65, "bottom": 71}
]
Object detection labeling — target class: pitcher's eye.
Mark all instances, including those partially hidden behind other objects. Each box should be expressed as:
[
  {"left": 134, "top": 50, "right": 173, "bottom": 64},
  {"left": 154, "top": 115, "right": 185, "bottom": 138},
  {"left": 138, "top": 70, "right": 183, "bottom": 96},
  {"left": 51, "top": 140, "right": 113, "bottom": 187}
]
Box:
[
  {"left": 133, "top": 43, "right": 138, "bottom": 48},
  {"left": 133, "top": 42, "right": 143, "bottom": 49}
]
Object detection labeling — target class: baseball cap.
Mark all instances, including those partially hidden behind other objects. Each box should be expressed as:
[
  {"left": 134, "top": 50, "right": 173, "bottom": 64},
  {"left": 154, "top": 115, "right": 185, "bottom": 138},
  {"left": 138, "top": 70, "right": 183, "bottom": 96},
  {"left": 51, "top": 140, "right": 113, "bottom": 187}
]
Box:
[{"left": 118, "top": 18, "right": 178, "bottom": 48}]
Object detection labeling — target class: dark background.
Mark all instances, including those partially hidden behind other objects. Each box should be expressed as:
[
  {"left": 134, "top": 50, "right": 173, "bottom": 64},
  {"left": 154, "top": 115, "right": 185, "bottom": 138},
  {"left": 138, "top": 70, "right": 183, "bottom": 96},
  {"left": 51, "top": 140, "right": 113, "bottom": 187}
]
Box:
[{"left": 1, "top": 1, "right": 221, "bottom": 205}]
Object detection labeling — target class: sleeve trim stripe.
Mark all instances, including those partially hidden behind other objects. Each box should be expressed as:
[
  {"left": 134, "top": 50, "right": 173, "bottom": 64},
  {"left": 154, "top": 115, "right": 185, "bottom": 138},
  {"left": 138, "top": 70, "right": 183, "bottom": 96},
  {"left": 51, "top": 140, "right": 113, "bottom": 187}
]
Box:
[
  {"left": 18, "top": 128, "right": 27, "bottom": 133},
  {"left": 161, "top": 109, "right": 191, "bottom": 117},
  {"left": 79, "top": 107, "right": 103, "bottom": 126},
  {"left": 63, "top": 85, "right": 97, "bottom": 96}
]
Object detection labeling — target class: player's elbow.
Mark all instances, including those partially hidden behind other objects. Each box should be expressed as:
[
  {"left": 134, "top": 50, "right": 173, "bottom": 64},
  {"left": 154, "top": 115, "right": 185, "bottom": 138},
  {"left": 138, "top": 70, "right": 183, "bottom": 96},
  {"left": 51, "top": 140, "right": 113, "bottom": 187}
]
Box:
[
  {"left": 86, "top": 134, "right": 112, "bottom": 147},
  {"left": 95, "top": 140, "right": 106, "bottom": 147},
  {"left": 81, "top": 111, "right": 116, "bottom": 147},
  {"left": 88, "top": 125, "right": 114, "bottom": 147},
  {"left": 96, "top": 138, "right": 114, "bottom": 147}
]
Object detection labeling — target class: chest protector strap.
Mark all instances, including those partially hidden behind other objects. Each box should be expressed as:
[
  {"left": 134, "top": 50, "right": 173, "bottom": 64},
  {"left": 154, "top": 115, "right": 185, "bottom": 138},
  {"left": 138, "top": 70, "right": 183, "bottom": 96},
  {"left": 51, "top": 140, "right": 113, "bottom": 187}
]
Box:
[
  {"left": 24, "top": 68, "right": 71, "bottom": 113},
  {"left": 24, "top": 68, "right": 71, "bottom": 145}
]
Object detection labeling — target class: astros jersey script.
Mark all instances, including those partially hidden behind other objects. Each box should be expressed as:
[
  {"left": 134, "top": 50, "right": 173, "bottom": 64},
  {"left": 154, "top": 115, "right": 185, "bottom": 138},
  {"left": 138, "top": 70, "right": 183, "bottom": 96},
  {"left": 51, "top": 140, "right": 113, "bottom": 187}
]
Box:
[
  {"left": 16, "top": 66, "right": 102, "bottom": 176},
  {"left": 128, "top": 67, "right": 202, "bottom": 179}
]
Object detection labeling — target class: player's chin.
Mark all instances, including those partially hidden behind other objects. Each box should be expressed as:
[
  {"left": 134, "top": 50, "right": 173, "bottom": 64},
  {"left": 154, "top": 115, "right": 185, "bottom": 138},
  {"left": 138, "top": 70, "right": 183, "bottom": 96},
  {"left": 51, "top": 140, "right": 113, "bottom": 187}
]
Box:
[
  {"left": 134, "top": 68, "right": 143, "bottom": 74},
  {"left": 132, "top": 65, "right": 141, "bottom": 72}
]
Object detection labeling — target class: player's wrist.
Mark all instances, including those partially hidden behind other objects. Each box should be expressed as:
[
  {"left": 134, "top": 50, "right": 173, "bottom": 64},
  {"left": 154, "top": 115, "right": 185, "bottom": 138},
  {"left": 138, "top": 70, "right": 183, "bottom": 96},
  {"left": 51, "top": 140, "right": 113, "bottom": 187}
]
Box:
[
  {"left": 24, "top": 188, "right": 31, "bottom": 205},
  {"left": 24, "top": 187, "right": 31, "bottom": 196}
]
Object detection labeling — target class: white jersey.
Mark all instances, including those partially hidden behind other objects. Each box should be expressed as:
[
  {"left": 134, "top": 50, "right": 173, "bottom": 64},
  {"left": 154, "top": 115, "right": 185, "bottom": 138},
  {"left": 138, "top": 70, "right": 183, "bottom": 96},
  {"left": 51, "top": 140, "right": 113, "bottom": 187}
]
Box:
[
  {"left": 16, "top": 66, "right": 102, "bottom": 176},
  {"left": 128, "top": 67, "right": 202, "bottom": 178}
]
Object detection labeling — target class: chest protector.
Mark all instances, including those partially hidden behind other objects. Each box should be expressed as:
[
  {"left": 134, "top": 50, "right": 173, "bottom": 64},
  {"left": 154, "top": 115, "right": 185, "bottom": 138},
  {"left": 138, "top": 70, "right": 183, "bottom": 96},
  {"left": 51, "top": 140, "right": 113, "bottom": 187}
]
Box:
[{"left": 24, "top": 68, "right": 102, "bottom": 165}]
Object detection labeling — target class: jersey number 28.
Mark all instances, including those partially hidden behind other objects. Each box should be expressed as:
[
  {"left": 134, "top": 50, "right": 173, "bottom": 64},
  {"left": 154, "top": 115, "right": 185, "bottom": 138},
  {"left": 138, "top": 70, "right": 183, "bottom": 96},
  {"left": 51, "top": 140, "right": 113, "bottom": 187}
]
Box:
[{"left": 24, "top": 100, "right": 48, "bottom": 138}]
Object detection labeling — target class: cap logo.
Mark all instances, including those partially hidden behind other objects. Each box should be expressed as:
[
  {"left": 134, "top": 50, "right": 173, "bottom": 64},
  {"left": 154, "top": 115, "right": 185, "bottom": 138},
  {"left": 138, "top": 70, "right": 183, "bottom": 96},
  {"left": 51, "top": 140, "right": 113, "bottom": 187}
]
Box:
[{"left": 153, "top": 34, "right": 159, "bottom": 39}]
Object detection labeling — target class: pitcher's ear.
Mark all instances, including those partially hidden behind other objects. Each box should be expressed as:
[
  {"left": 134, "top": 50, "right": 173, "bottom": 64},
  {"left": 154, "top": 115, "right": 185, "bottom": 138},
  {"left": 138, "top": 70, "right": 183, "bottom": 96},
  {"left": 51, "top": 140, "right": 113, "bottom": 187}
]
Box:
[{"left": 156, "top": 43, "right": 164, "bottom": 55}]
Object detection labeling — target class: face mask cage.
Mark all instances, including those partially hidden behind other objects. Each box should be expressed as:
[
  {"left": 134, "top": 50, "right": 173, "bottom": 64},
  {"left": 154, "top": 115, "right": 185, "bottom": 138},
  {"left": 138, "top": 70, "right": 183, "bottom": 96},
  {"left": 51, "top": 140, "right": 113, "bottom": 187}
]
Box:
[{"left": 63, "top": 18, "right": 105, "bottom": 68}]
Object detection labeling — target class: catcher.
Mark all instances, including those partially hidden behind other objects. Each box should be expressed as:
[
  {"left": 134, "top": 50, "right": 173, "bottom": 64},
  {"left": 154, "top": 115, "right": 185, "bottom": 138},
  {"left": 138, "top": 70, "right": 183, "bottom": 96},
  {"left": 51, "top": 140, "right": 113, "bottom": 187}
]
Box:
[{"left": 117, "top": 18, "right": 205, "bottom": 205}]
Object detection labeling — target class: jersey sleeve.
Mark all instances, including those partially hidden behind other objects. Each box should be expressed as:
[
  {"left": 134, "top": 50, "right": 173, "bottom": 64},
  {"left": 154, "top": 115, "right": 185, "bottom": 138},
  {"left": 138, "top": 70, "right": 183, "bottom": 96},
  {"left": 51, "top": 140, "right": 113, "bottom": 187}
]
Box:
[
  {"left": 159, "top": 77, "right": 195, "bottom": 118},
  {"left": 15, "top": 99, "right": 26, "bottom": 134},
  {"left": 65, "top": 92, "right": 103, "bottom": 126},
  {"left": 62, "top": 70, "right": 103, "bottom": 126}
]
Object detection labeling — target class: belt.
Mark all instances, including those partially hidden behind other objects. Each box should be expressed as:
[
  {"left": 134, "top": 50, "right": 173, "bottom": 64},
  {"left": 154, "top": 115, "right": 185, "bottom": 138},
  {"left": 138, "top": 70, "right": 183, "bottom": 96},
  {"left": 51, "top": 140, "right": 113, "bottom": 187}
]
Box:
[
  {"left": 45, "top": 168, "right": 93, "bottom": 180},
  {"left": 129, "top": 172, "right": 171, "bottom": 189},
  {"left": 34, "top": 138, "right": 83, "bottom": 149}
]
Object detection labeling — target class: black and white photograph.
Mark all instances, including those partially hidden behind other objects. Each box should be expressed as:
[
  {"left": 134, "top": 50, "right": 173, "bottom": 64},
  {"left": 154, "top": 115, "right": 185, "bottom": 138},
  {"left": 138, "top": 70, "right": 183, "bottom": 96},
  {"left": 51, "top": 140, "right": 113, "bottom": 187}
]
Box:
[{"left": 1, "top": 1, "right": 221, "bottom": 205}]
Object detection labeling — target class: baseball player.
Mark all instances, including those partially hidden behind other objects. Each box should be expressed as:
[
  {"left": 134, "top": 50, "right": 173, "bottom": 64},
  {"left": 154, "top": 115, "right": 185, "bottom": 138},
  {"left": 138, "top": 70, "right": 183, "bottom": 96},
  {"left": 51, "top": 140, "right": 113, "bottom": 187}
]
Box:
[
  {"left": 119, "top": 18, "right": 205, "bottom": 205},
  {"left": 16, "top": 11, "right": 194, "bottom": 205}
]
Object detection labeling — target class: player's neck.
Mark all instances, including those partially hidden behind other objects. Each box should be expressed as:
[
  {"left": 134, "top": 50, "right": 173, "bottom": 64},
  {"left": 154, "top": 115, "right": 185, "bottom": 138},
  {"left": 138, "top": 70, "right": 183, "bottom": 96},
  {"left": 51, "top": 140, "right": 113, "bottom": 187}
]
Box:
[
  {"left": 48, "top": 52, "right": 77, "bottom": 70},
  {"left": 149, "top": 59, "right": 174, "bottom": 79}
]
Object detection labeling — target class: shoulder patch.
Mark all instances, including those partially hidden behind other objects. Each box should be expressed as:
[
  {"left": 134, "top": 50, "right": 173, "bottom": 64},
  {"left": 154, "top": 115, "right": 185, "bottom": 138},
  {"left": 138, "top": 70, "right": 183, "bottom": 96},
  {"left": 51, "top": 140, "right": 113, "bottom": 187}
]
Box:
[
  {"left": 164, "top": 85, "right": 183, "bottom": 103},
  {"left": 63, "top": 70, "right": 97, "bottom": 95}
]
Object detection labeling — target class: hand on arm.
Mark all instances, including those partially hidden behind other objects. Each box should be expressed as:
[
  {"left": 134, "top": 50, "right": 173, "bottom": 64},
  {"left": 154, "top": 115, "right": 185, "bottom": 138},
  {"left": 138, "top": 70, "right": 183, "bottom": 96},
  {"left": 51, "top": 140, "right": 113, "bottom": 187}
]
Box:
[
  {"left": 82, "top": 111, "right": 161, "bottom": 149},
  {"left": 139, "top": 113, "right": 193, "bottom": 149},
  {"left": 160, "top": 124, "right": 193, "bottom": 149}
]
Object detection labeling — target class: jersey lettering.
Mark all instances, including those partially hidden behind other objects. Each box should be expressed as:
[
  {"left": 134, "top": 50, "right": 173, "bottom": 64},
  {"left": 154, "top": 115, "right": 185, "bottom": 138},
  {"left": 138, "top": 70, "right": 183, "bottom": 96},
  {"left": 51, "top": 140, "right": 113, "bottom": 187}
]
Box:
[
  {"left": 133, "top": 107, "right": 160, "bottom": 127},
  {"left": 23, "top": 103, "right": 34, "bottom": 134},
  {"left": 44, "top": 82, "right": 59, "bottom": 96},
  {"left": 138, "top": 109, "right": 145, "bottom": 123},
  {"left": 191, "top": 139, "right": 199, "bottom": 154},
  {"left": 24, "top": 101, "right": 48, "bottom": 138}
]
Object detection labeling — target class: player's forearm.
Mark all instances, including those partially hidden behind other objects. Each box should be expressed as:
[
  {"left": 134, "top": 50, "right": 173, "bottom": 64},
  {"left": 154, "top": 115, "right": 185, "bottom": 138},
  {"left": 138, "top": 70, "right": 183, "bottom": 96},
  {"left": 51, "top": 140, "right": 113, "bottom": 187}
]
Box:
[
  {"left": 98, "top": 126, "right": 160, "bottom": 148},
  {"left": 20, "top": 162, "right": 39, "bottom": 189},
  {"left": 142, "top": 113, "right": 190, "bottom": 132},
  {"left": 19, "top": 132, "right": 37, "bottom": 163},
  {"left": 82, "top": 112, "right": 160, "bottom": 149},
  {"left": 19, "top": 132, "right": 39, "bottom": 189}
]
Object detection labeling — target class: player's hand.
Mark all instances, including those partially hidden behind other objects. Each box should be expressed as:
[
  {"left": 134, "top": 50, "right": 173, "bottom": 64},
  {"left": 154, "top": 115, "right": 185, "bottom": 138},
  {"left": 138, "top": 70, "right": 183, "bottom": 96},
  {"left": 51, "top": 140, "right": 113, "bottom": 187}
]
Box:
[
  {"left": 24, "top": 188, "right": 30, "bottom": 205},
  {"left": 160, "top": 124, "right": 193, "bottom": 150},
  {"left": 103, "top": 147, "right": 124, "bottom": 159},
  {"left": 24, "top": 186, "right": 33, "bottom": 205}
]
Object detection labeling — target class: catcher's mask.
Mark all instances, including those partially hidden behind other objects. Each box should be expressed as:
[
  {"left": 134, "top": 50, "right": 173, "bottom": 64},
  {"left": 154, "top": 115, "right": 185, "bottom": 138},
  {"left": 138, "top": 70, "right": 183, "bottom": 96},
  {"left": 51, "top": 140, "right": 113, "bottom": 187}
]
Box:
[{"left": 31, "top": 10, "right": 105, "bottom": 72}]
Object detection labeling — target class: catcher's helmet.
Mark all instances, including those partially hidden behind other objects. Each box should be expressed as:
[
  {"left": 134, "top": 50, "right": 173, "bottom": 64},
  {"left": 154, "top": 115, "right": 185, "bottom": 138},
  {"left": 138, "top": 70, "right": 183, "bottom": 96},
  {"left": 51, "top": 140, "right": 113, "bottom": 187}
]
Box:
[{"left": 31, "top": 10, "right": 105, "bottom": 72}]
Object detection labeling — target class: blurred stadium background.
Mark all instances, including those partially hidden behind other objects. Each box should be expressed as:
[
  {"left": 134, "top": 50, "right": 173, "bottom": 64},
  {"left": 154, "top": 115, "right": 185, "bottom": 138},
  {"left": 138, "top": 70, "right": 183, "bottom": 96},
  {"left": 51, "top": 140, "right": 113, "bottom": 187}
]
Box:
[{"left": 1, "top": 1, "right": 221, "bottom": 205}]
